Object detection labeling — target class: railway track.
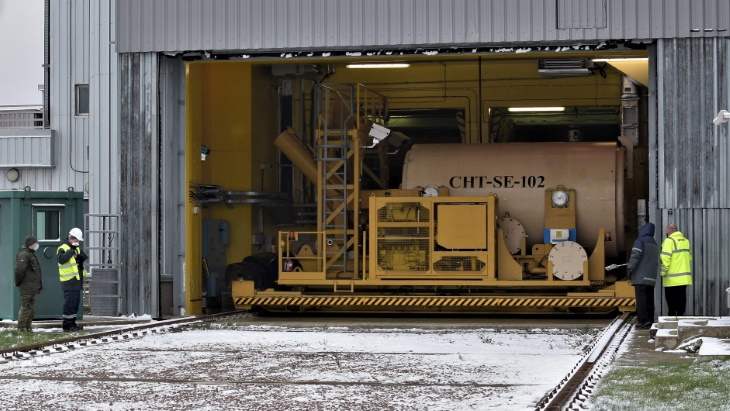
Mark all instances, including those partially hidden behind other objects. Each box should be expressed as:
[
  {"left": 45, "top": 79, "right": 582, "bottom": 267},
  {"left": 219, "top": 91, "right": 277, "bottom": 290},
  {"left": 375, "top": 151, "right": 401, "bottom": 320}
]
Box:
[
  {"left": 534, "top": 312, "right": 633, "bottom": 410},
  {"left": 0, "top": 310, "right": 247, "bottom": 362}
]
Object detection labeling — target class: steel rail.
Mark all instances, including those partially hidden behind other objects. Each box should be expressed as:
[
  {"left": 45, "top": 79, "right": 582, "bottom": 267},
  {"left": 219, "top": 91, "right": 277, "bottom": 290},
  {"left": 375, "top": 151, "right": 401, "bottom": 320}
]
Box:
[
  {"left": 0, "top": 310, "right": 247, "bottom": 361},
  {"left": 534, "top": 312, "right": 633, "bottom": 411}
]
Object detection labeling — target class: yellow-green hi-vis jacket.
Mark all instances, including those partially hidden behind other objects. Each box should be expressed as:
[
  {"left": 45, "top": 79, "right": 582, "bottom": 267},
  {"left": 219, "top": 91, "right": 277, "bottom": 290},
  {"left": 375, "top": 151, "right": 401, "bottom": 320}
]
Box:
[{"left": 660, "top": 231, "right": 693, "bottom": 287}]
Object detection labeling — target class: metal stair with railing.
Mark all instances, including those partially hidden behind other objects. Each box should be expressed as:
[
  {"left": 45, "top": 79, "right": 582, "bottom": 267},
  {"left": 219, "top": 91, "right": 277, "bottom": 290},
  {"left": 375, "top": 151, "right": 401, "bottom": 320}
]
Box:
[
  {"left": 312, "top": 83, "right": 389, "bottom": 282},
  {"left": 315, "top": 85, "right": 358, "bottom": 277}
]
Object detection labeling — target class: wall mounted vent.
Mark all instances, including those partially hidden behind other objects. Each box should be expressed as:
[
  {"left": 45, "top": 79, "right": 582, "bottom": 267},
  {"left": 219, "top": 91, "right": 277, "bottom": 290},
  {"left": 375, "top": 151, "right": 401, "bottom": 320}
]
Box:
[
  {"left": 271, "top": 64, "right": 319, "bottom": 76},
  {"left": 538, "top": 58, "right": 592, "bottom": 76}
]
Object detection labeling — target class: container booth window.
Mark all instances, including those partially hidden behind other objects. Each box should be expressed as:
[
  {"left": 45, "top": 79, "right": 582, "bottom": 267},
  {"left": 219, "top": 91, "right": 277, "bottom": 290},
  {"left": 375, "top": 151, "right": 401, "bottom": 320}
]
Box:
[{"left": 34, "top": 207, "right": 62, "bottom": 241}]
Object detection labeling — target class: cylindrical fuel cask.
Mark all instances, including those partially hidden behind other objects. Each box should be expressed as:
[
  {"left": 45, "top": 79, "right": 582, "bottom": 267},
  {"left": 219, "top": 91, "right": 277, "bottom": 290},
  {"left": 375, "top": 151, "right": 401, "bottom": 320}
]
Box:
[{"left": 401, "top": 142, "right": 624, "bottom": 257}]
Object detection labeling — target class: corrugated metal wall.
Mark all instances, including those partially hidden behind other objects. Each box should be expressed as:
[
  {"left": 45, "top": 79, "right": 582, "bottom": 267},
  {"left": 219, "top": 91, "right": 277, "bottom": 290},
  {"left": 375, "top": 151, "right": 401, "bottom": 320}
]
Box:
[
  {"left": 0, "top": 130, "right": 54, "bottom": 168},
  {"left": 116, "top": 0, "right": 730, "bottom": 53},
  {"left": 0, "top": 0, "right": 90, "bottom": 192},
  {"left": 89, "top": 0, "right": 119, "bottom": 215},
  {"left": 655, "top": 37, "right": 730, "bottom": 316},
  {"left": 159, "top": 56, "right": 187, "bottom": 317},
  {"left": 119, "top": 53, "right": 160, "bottom": 318},
  {"left": 37, "top": 0, "right": 159, "bottom": 317}
]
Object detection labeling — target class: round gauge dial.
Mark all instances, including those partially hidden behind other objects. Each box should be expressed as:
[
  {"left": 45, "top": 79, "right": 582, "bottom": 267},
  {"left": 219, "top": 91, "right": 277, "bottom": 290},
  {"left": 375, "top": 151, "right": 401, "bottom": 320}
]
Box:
[
  {"left": 551, "top": 190, "right": 569, "bottom": 207},
  {"left": 423, "top": 186, "right": 439, "bottom": 197}
]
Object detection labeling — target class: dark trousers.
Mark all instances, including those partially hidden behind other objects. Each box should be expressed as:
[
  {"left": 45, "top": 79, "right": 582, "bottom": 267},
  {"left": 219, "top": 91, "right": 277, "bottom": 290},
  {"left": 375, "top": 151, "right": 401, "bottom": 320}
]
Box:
[
  {"left": 18, "top": 294, "right": 38, "bottom": 331},
  {"left": 62, "top": 289, "right": 81, "bottom": 329},
  {"left": 633, "top": 284, "right": 655, "bottom": 326},
  {"left": 664, "top": 285, "right": 687, "bottom": 317}
]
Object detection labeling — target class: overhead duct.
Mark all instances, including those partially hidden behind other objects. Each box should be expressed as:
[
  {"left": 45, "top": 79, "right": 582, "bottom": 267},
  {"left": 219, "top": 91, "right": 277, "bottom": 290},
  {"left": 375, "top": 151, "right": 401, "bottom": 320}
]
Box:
[{"left": 538, "top": 58, "right": 592, "bottom": 77}]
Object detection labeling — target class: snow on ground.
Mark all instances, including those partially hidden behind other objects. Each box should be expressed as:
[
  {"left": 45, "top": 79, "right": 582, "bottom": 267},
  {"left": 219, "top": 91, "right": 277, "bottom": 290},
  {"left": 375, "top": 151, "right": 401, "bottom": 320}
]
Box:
[
  {"left": 0, "top": 322, "right": 600, "bottom": 410},
  {"left": 695, "top": 337, "right": 730, "bottom": 356}
]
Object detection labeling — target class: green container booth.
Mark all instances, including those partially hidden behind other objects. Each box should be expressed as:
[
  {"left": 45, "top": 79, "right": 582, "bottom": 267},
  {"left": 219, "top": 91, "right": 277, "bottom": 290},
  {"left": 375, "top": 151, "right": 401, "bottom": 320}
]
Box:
[{"left": 0, "top": 187, "right": 85, "bottom": 321}]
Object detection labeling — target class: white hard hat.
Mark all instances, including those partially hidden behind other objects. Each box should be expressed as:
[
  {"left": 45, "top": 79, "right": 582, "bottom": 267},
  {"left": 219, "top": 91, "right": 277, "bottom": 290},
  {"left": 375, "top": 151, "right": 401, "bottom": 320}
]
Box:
[{"left": 69, "top": 227, "right": 84, "bottom": 241}]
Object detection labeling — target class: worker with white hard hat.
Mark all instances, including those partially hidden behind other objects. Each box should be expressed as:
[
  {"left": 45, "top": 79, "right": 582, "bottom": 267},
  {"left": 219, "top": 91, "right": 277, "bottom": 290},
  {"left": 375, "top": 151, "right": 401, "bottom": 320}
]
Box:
[{"left": 57, "top": 227, "right": 88, "bottom": 332}]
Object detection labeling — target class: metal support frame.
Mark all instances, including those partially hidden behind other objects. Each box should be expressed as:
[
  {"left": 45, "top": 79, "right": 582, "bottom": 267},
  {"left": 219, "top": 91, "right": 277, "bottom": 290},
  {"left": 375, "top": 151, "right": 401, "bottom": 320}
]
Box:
[{"left": 84, "top": 213, "right": 122, "bottom": 316}]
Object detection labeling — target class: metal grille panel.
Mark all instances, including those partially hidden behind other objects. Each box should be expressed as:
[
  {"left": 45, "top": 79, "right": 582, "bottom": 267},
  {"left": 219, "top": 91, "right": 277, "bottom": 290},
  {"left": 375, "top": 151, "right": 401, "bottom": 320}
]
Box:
[
  {"left": 433, "top": 256, "right": 487, "bottom": 273},
  {"left": 376, "top": 239, "right": 430, "bottom": 272},
  {"left": 377, "top": 227, "right": 430, "bottom": 238},
  {"left": 377, "top": 203, "right": 430, "bottom": 222}
]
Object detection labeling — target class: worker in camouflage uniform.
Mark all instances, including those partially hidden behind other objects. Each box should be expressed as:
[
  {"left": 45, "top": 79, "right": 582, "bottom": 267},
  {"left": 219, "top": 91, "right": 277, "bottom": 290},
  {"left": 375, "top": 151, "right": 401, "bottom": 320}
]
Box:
[{"left": 15, "top": 235, "right": 43, "bottom": 332}]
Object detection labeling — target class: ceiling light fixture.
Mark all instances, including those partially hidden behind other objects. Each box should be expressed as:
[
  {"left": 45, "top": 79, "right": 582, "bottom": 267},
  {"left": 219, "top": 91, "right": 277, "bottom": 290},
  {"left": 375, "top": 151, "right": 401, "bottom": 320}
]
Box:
[
  {"left": 592, "top": 57, "right": 648, "bottom": 62},
  {"left": 346, "top": 63, "right": 410, "bottom": 69},
  {"left": 508, "top": 107, "right": 566, "bottom": 113}
]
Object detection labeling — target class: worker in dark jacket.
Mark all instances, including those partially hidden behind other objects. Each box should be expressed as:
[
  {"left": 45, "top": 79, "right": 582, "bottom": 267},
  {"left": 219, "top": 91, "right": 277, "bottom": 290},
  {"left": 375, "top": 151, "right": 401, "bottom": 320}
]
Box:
[
  {"left": 57, "top": 227, "right": 88, "bottom": 332},
  {"left": 626, "top": 222, "right": 660, "bottom": 329},
  {"left": 15, "top": 235, "right": 43, "bottom": 332}
]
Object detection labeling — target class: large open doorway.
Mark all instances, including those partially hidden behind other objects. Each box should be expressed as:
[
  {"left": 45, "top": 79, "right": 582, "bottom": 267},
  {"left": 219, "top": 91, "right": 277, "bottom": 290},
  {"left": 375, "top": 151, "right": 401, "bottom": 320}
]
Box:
[{"left": 179, "top": 51, "right": 650, "bottom": 314}]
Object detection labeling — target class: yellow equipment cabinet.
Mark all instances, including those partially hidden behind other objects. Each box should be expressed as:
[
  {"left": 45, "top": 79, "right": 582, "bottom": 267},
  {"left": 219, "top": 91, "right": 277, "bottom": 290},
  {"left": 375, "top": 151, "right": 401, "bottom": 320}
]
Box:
[{"left": 369, "top": 196, "right": 496, "bottom": 281}]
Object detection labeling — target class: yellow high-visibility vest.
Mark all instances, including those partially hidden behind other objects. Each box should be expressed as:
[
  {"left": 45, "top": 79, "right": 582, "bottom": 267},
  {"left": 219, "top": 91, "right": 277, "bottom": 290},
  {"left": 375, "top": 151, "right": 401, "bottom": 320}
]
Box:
[{"left": 57, "top": 243, "right": 88, "bottom": 281}]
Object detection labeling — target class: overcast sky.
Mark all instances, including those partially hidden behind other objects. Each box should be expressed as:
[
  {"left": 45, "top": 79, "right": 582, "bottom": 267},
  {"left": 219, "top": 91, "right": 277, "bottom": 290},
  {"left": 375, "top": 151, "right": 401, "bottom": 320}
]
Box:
[{"left": 0, "top": 0, "right": 44, "bottom": 106}]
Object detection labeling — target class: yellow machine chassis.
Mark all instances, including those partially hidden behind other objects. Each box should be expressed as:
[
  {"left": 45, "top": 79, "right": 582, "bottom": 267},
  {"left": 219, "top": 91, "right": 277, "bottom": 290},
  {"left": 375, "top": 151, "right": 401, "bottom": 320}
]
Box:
[
  {"left": 231, "top": 194, "right": 637, "bottom": 314},
  {"left": 232, "top": 281, "right": 636, "bottom": 314},
  {"left": 230, "top": 198, "right": 636, "bottom": 312}
]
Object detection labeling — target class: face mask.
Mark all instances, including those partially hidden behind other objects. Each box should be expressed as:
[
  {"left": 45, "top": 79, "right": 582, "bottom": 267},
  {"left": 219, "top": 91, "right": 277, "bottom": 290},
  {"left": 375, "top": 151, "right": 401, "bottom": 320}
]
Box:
[
  {"left": 32, "top": 244, "right": 39, "bottom": 251},
  {"left": 71, "top": 242, "right": 79, "bottom": 247}
]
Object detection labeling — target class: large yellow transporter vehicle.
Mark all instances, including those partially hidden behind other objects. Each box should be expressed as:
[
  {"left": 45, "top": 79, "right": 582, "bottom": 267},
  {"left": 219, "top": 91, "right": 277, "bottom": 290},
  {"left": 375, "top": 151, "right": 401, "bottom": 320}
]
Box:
[{"left": 232, "top": 84, "right": 635, "bottom": 314}]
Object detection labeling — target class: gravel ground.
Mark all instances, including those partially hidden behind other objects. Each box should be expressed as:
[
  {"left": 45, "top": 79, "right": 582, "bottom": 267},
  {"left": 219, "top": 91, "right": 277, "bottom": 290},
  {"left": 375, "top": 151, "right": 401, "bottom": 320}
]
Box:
[{"left": 0, "top": 318, "right": 605, "bottom": 410}]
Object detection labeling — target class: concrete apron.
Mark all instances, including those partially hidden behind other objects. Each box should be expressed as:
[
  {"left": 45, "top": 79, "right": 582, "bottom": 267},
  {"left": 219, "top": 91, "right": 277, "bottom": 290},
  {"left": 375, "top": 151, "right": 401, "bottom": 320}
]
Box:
[{"left": 651, "top": 316, "right": 730, "bottom": 361}]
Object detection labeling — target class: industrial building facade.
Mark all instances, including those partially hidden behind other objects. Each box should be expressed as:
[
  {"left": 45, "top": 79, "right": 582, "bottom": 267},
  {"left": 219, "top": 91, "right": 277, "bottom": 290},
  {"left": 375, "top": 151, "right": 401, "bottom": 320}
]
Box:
[{"left": 2, "top": 0, "right": 728, "bottom": 317}]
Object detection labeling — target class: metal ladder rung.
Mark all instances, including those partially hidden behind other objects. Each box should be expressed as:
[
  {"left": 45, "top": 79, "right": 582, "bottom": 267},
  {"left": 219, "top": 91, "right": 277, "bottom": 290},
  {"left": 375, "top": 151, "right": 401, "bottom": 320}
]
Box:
[
  {"left": 316, "top": 142, "right": 347, "bottom": 147},
  {"left": 314, "top": 157, "right": 346, "bottom": 161},
  {"left": 318, "top": 128, "right": 347, "bottom": 135}
]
